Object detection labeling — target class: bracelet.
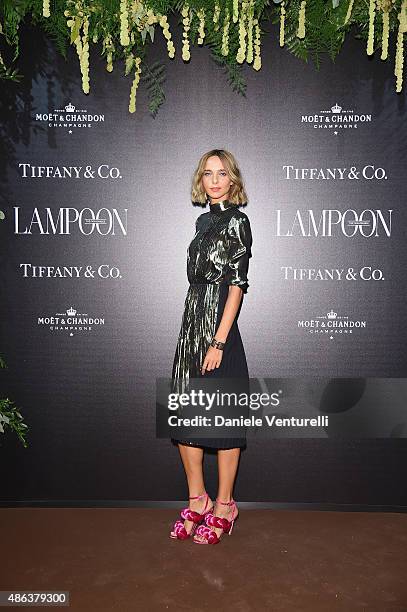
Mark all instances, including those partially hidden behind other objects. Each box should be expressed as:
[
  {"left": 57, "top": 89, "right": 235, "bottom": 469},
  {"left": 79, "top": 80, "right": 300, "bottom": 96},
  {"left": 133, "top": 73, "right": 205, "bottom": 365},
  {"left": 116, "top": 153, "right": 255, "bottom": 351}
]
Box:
[{"left": 210, "top": 337, "right": 225, "bottom": 350}]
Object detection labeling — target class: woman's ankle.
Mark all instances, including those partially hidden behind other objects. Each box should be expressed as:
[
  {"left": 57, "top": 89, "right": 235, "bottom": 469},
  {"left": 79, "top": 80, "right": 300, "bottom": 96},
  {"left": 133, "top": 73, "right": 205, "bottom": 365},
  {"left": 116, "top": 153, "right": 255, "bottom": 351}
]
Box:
[
  {"left": 189, "top": 490, "right": 206, "bottom": 500},
  {"left": 216, "top": 494, "right": 233, "bottom": 504}
]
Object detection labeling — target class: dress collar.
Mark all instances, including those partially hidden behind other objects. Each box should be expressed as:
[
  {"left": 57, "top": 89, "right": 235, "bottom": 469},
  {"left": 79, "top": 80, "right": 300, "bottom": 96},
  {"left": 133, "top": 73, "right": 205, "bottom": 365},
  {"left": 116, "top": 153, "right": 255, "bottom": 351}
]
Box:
[{"left": 209, "top": 199, "right": 235, "bottom": 215}]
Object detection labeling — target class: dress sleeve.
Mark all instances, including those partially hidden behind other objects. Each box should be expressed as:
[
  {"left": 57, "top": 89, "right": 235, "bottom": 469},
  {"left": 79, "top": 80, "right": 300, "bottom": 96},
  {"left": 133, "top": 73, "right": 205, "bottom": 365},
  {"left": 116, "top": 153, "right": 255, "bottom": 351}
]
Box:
[{"left": 225, "top": 215, "right": 252, "bottom": 294}]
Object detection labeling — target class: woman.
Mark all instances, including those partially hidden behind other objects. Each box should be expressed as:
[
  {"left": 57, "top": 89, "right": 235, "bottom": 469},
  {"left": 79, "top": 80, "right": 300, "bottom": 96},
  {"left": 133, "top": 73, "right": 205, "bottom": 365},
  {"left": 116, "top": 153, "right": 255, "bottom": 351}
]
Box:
[{"left": 170, "top": 149, "right": 253, "bottom": 545}]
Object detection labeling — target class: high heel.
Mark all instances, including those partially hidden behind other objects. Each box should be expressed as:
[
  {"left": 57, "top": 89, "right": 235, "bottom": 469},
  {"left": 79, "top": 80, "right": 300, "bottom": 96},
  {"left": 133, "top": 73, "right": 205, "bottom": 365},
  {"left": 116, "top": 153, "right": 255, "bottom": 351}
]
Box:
[
  {"left": 170, "top": 492, "right": 213, "bottom": 540},
  {"left": 193, "top": 498, "right": 238, "bottom": 544}
]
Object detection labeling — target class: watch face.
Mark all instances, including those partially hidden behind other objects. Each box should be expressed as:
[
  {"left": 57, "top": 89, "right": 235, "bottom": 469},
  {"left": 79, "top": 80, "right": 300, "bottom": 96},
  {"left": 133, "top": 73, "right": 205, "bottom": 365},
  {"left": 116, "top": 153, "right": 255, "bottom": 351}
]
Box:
[{"left": 212, "top": 339, "right": 224, "bottom": 349}]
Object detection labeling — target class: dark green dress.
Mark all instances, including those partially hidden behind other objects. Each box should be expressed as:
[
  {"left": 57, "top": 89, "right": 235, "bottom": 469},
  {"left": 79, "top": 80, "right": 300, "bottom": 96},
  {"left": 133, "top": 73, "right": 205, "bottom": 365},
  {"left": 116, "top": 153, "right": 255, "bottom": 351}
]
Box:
[{"left": 171, "top": 199, "right": 252, "bottom": 449}]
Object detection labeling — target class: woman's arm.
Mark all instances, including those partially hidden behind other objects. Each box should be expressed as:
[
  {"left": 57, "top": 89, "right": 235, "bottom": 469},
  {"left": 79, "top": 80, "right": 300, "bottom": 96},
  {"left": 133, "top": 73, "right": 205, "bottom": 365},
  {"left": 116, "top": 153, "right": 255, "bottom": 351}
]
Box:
[
  {"left": 201, "top": 285, "right": 243, "bottom": 374},
  {"left": 213, "top": 285, "right": 243, "bottom": 343},
  {"left": 201, "top": 214, "right": 252, "bottom": 375}
]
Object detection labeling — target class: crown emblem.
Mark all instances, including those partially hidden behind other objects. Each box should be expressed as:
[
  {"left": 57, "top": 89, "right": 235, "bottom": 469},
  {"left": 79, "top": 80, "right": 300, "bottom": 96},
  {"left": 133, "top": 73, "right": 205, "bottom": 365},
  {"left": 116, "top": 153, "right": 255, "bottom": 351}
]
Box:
[
  {"left": 65, "top": 102, "right": 75, "bottom": 112},
  {"left": 67, "top": 306, "right": 77, "bottom": 316},
  {"left": 331, "top": 103, "right": 342, "bottom": 113},
  {"left": 327, "top": 309, "right": 337, "bottom": 319}
]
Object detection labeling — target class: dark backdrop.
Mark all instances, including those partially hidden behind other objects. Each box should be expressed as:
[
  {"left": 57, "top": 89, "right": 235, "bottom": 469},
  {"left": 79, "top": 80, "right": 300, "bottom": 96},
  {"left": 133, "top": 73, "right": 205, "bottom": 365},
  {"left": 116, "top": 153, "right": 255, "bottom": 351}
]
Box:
[{"left": 0, "top": 18, "right": 406, "bottom": 507}]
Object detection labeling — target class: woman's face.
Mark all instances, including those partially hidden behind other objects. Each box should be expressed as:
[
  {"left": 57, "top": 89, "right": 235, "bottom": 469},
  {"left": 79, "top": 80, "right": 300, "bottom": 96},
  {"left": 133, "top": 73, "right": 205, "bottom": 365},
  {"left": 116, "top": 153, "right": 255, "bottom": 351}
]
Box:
[{"left": 201, "top": 155, "right": 233, "bottom": 203}]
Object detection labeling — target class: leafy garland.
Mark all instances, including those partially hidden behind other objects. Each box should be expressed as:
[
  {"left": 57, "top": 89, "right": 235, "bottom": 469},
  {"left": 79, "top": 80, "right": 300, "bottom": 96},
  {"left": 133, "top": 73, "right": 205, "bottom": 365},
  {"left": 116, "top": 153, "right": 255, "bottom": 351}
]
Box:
[
  {"left": 0, "top": 354, "right": 29, "bottom": 448},
  {"left": 0, "top": 0, "right": 406, "bottom": 117}
]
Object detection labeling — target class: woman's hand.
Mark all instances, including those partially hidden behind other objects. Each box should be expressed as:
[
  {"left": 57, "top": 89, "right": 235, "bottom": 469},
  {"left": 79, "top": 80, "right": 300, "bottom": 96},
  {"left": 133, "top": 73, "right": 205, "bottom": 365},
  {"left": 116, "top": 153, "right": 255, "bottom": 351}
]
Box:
[{"left": 201, "top": 346, "right": 223, "bottom": 374}]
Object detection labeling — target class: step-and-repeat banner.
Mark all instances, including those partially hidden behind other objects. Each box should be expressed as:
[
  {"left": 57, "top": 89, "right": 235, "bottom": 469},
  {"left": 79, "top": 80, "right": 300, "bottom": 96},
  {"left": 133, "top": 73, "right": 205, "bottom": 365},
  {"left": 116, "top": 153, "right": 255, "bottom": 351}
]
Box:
[{"left": 1, "top": 21, "right": 406, "bottom": 505}]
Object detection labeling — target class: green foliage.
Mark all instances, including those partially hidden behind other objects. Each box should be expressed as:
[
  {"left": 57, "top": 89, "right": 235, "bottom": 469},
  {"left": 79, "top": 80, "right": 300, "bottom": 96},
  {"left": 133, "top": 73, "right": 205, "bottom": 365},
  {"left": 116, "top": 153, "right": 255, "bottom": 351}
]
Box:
[
  {"left": 31, "top": 3, "right": 71, "bottom": 59},
  {"left": 0, "top": 357, "right": 29, "bottom": 448},
  {"left": 295, "top": 0, "right": 347, "bottom": 68},
  {"left": 0, "top": 398, "right": 29, "bottom": 448},
  {"left": 0, "top": 0, "right": 404, "bottom": 115},
  {"left": 0, "top": 0, "right": 26, "bottom": 58},
  {"left": 141, "top": 60, "right": 167, "bottom": 116},
  {"left": 0, "top": 60, "right": 23, "bottom": 82},
  {"left": 198, "top": 20, "right": 247, "bottom": 94}
]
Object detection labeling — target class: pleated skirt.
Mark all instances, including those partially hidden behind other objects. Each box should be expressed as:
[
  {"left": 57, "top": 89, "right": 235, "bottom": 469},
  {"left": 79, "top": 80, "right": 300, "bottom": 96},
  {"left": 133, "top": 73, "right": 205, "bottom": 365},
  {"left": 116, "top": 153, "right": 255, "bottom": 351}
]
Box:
[{"left": 171, "top": 282, "right": 249, "bottom": 449}]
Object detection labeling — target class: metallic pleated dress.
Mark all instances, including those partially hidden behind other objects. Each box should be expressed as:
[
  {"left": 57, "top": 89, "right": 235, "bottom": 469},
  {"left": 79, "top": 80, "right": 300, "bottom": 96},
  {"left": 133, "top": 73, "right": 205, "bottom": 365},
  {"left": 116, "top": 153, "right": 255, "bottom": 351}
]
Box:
[{"left": 171, "top": 199, "right": 253, "bottom": 449}]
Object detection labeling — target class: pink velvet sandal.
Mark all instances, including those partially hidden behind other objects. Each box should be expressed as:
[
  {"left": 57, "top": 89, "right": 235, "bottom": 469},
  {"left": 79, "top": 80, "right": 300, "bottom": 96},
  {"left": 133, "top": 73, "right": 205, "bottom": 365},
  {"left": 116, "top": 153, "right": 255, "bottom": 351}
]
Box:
[
  {"left": 193, "top": 498, "right": 238, "bottom": 545},
  {"left": 170, "top": 492, "right": 213, "bottom": 540}
]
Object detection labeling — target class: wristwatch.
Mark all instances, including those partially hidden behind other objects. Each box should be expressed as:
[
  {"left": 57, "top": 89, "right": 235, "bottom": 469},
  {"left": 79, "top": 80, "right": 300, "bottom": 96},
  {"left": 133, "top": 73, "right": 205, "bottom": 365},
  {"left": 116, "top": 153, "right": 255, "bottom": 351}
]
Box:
[{"left": 210, "top": 337, "right": 225, "bottom": 350}]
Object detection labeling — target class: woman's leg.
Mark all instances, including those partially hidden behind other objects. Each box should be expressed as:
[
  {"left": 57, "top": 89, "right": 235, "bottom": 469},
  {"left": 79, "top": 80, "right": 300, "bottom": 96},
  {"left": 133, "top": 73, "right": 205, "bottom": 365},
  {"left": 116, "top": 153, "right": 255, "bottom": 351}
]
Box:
[
  {"left": 194, "top": 447, "right": 241, "bottom": 542},
  {"left": 217, "top": 447, "right": 241, "bottom": 501},
  {"left": 178, "top": 444, "right": 212, "bottom": 533}
]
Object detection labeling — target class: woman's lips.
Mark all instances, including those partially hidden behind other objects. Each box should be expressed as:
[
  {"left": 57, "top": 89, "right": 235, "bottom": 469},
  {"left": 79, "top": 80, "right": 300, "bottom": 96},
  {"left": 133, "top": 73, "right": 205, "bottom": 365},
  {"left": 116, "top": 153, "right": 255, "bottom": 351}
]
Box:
[{"left": 211, "top": 188, "right": 220, "bottom": 191}]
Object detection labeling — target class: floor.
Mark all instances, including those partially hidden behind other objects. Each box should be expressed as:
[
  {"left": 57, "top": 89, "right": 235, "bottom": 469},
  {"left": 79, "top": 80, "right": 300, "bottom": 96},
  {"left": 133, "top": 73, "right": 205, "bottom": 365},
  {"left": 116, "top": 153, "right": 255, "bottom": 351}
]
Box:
[{"left": 1, "top": 507, "right": 407, "bottom": 611}]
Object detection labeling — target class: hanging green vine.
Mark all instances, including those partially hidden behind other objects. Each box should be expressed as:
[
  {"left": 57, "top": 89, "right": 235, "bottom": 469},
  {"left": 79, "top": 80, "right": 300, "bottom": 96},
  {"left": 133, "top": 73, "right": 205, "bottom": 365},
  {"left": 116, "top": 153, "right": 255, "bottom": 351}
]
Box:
[
  {"left": 0, "top": 0, "right": 406, "bottom": 117},
  {"left": 0, "top": 355, "right": 29, "bottom": 448}
]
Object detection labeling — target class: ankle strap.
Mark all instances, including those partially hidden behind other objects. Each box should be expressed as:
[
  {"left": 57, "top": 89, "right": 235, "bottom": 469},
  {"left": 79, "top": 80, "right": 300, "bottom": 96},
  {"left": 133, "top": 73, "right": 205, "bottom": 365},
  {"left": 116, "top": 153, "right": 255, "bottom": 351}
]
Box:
[
  {"left": 189, "top": 492, "right": 207, "bottom": 500},
  {"left": 216, "top": 498, "right": 235, "bottom": 506}
]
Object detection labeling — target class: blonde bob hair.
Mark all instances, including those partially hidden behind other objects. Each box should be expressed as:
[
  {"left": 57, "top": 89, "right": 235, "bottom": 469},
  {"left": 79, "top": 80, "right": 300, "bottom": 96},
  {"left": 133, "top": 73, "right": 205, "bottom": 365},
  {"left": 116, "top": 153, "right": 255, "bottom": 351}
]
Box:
[{"left": 191, "top": 149, "right": 248, "bottom": 207}]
